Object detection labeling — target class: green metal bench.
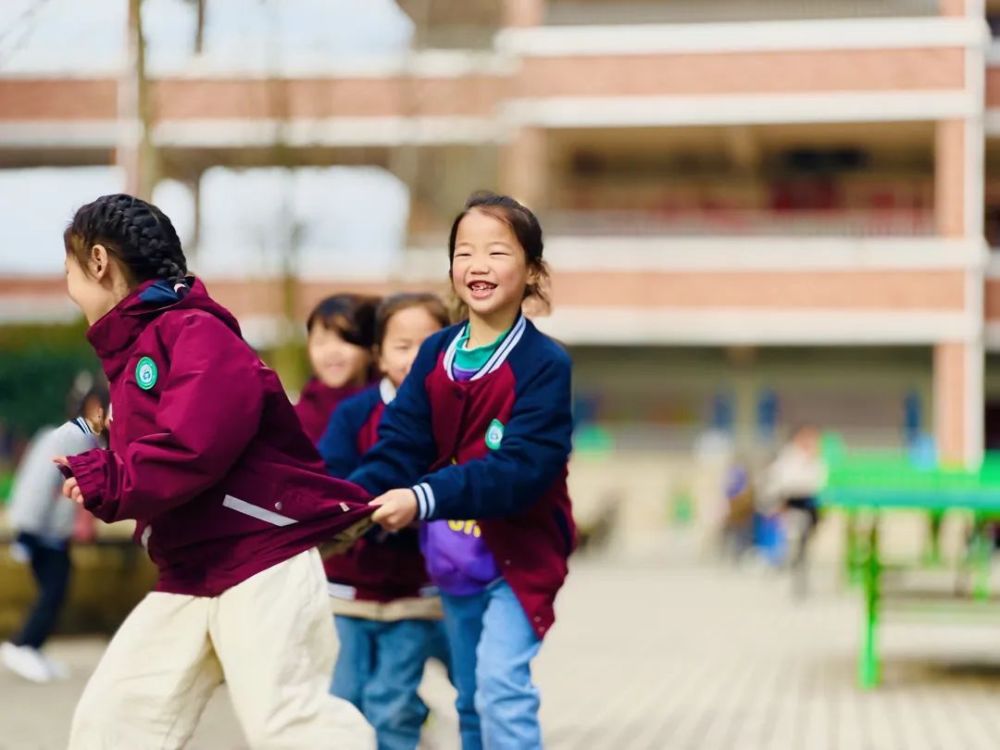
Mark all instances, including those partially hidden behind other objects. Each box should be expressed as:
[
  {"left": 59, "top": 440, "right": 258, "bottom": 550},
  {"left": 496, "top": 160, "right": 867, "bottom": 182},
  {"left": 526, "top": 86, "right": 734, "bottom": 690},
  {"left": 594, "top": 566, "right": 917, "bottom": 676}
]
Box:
[{"left": 820, "top": 446, "right": 1000, "bottom": 689}]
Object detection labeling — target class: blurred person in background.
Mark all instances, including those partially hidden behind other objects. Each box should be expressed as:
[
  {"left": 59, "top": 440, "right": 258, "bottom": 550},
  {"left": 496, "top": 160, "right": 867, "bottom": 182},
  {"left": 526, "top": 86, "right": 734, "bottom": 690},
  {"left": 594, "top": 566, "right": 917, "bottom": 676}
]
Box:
[
  {"left": 296, "top": 293, "right": 379, "bottom": 444},
  {"left": 719, "top": 458, "right": 756, "bottom": 562},
  {"left": 319, "top": 292, "right": 453, "bottom": 750},
  {"left": 2, "top": 385, "right": 108, "bottom": 683},
  {"left": 761, "top": 424, "right": 829, "bottom": 596}
]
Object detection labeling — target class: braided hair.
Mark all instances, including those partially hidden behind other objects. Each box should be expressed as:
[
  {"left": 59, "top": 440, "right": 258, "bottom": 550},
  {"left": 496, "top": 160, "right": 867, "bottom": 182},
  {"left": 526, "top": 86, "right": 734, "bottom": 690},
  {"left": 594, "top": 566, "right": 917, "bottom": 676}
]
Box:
[{"left": 64, "top": 193, "right": 188, "bottom": 288}]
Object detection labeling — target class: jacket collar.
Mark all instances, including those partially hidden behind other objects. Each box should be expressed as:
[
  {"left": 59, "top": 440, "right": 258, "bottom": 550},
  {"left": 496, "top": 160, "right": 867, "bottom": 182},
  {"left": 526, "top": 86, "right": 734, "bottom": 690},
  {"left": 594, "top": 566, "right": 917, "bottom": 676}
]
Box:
[
  {"left": 71, "top": 416, "right": 94, "bottom": 436},
  {"left": 443, "top": 314, "right": 527, "bottom": 382},
  {"left": 85, "top": 277, "right": 237, "bottom": 381},
  {"left": 379, "top": 377, "right": 397, "bottom": 404}
]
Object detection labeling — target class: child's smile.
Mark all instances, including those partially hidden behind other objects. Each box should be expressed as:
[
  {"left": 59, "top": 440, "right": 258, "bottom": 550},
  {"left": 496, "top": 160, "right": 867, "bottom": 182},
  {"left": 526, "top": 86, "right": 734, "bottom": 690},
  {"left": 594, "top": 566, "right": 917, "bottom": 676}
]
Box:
[{"left": 468, "top": 280, "right": 497, "bottom": 300}]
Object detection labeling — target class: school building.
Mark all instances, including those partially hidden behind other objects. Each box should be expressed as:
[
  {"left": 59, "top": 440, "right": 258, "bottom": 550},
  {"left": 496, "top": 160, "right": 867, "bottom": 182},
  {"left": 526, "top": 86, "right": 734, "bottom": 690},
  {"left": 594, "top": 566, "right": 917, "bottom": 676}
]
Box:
[{"left": 3, "top": 0, "right": 1000, "bottom": 465}]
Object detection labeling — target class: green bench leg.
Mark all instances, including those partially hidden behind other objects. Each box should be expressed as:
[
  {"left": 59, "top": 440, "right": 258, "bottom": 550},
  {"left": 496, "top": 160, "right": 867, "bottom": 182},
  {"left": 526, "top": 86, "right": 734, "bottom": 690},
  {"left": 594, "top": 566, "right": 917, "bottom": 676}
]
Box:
[
  {"left": 924, "top": 510, "right": 944, "bottom": 567},
  {"left": 845, "top": 510, "right": 864, "bottom": 586},
  {"left": 860, "top": 517, "right": 881, "bottom": 689},
  {"left": 971, "top": 515, "right": 992, "bottom": 602}
]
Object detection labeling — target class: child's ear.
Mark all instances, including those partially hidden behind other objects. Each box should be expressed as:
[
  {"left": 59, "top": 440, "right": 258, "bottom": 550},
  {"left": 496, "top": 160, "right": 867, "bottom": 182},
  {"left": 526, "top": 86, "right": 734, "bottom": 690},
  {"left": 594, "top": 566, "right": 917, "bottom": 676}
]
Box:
[
  {"left": 526, "top": 265, "right": 541, "bottom": 287},
  {"left": 90, "top": 244, "right": 111, "bottom": 281}
]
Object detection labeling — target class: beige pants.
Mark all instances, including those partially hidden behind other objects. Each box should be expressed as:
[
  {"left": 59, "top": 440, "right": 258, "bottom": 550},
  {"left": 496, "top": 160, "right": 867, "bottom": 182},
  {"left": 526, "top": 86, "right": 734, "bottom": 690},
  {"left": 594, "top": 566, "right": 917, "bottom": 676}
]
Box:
[{"left": 69, "top": 548, "right": 375, "bottom": 750}]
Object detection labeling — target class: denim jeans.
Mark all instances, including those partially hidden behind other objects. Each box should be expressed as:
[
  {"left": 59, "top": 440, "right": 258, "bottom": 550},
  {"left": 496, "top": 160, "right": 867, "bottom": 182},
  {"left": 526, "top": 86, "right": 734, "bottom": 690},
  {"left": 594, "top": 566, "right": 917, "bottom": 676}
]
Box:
[
  {"left": 440, "top": 580, "right": 543, "bottom": 750},
  {"left": 331, "top": 616, "right": 440, "bottom": 750}
]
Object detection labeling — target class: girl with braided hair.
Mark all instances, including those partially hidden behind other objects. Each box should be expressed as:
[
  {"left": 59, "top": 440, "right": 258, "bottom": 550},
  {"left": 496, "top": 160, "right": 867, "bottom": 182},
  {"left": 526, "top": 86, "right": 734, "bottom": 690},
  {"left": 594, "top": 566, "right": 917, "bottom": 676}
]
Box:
[{"left": 55, "top": 193, "right": 376, "bottom": 749}]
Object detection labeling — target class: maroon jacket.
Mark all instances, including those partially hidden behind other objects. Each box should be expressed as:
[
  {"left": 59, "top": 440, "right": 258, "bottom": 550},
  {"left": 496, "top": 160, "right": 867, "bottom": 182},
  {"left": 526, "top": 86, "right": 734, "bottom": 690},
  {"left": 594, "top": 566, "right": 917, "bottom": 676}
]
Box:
[
  {"left": 295, "top": 379, "right": 365, "bottom": 444},
  {"left": 318, "top": 382, "right": 435, "bottom": 603},
  {"left": 65, "top": 279, "right": 373, "bottom": 597}
]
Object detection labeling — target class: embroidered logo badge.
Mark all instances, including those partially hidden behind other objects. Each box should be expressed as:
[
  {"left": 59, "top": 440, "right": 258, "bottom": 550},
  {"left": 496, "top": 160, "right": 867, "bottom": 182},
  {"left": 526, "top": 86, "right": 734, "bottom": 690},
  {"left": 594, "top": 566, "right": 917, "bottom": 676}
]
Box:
[
  {"left": 485, "top": 419, "right": 504, "bottom": 450},
  {"left": 135, "top": 357, "right": 158, "bottom": 391}
]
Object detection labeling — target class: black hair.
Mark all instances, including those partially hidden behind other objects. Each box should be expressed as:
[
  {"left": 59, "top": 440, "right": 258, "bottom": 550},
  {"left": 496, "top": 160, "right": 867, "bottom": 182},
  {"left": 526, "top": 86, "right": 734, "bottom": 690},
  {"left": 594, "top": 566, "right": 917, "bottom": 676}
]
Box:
[
  {"left": 76, "top": 385, "right": 110, "bottom": 437},
  {"left": 305, "top": 293, "right": 379, "bottom": 348},
  {"left": 375, "top": 292, "right": 451, "bottom": 348},
  {"left": 78, "top": 385, "right": 110, "bottom": 417},
  {"left": 447, "top": 190, "right": 550, "bottom": 311},
  {"left": 64, "top": 193, "right": 187, "bottom": 287}
]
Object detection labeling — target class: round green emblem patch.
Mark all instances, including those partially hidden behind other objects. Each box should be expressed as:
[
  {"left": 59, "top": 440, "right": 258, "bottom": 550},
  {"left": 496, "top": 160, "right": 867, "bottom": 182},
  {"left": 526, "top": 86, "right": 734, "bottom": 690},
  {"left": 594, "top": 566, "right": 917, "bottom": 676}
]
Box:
[
  {"left": 135, "top": 356, "right": 158, "bottom": 391},
  {"left": 485, "top": 418, "right": 505, "bottom": 450}
]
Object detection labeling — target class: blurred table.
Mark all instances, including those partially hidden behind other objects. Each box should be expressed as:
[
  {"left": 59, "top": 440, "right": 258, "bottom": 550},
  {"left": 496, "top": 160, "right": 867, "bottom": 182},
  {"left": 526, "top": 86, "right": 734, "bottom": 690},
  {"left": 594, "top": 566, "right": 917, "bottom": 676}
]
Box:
[{"left": 821, "top": 487, "right": 1000, "bottom": 690}]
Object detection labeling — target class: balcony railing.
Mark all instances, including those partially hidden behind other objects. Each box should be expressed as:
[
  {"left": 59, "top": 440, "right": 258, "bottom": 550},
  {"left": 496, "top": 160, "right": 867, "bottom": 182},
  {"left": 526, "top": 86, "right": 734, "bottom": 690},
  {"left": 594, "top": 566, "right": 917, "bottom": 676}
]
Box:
[
  {"left": 543, "top": 208, "right": 935, "bottom": 238},
  {"left": 545, "top": 0, "right": 939, "bottom": 26}
]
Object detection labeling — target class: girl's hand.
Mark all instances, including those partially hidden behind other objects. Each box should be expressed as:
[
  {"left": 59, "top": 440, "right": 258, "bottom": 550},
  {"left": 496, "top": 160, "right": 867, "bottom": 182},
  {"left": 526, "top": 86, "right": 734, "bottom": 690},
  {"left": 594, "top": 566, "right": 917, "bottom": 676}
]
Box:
[
  {"left": 53, "top": 457, "right": 84, "bottom": 505},
  {"left": 62, "top": 477, "right": 84, "bottom": 505},
  {"left": 370, "top": 489, "right": 419, "bottom": 532}
]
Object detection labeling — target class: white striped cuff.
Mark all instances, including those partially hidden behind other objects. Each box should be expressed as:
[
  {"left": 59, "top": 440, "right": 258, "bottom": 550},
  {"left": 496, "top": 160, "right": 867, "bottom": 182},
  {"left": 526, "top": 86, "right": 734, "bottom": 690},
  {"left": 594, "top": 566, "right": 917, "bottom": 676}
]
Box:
[
  {"left": 327, "top": 582, "right": 357, "bottom": 600},
  {"left": 411, "top": 482, "right": 437, "bottom": 520}
]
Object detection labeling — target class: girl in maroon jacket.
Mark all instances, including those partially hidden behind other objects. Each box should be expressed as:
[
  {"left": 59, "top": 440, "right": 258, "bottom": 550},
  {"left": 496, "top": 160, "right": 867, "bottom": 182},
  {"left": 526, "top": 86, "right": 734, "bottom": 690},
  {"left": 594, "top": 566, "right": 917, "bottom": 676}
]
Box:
[
  {"left": 295, "top": 293, "right": 379, "bottom": 444},
  {"left": 56, "top": 194, "right": 376, "bottom": 750}
]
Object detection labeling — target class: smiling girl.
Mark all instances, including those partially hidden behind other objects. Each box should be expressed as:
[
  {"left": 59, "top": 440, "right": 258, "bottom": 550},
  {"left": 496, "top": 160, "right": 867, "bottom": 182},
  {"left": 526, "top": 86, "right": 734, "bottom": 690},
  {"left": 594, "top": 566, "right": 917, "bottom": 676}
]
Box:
[
  {"left": 347, "top": 191, "right": 576, "bottom": 749},
  {"left": 296, "top": 294, "right": 378, "bottom": 444}
]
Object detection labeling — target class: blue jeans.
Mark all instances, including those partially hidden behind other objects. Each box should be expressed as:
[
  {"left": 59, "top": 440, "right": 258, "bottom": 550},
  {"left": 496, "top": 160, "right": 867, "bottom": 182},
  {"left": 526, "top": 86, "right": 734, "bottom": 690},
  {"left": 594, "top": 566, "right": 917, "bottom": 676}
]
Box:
[
  {"left": 330, "top": 616, "right": 439, "bottom": 750},
  {"left": 441, "top": 580, "right": 543, "bottom": 750},
  {"left": 426, "top": 618, "right": 453, "bottom": 678}
]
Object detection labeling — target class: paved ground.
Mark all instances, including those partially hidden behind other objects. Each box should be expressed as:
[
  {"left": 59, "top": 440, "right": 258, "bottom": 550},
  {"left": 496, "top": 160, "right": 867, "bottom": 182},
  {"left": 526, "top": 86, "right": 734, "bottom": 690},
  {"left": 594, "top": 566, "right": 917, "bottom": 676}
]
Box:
[{"left": 5, "top": 545, "right": 1000, "bottom": 749}]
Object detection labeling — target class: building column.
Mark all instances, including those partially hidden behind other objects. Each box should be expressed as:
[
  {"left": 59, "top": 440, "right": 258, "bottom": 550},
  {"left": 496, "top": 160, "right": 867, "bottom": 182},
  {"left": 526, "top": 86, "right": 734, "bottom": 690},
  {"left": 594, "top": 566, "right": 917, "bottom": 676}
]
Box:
[
  {"left": 935, "top": 120, "right": 966, "bottom": 238},
  {"left": 939, "top": 0, "right": 962, "bottom": 15},
  {"left": 500, "top": 1, "right": 546, "bottom": 210},
  {"left": 118, "top": 0, "right": 159, "bottom": 199},
  {"left": 932, "top": 3, "right": 986, "bottom": 465},
  {"left": 500, "top": 127, "right": 548, "bottom": 211},
  {"left": 503, "top": 0, "right": 545, "bottom": 28},
  {"left": 934, "top": 342, "right": 981, "bottom": 465},
  {"left": 392, "top": 147, "right": 435, "bottom": 247}
]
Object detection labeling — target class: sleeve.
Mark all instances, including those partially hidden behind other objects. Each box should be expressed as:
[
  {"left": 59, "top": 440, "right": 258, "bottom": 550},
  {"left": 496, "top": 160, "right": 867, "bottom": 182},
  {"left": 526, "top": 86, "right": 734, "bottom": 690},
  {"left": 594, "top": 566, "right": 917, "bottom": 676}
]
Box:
[
  {"left": 347, "top": 340, "right": 440, "bottom": 496},
  {"left": 49, "top": 421, "right": 96, "bottom": 493},
  {"left": 415, "top": 353, "right": 573, "bottom": 521},
  {"left": 52, "top": 422, "right": 98, "bottom": 463},
  {"left": 65, "top": 314, "right": 265, "bottom": 523},
  {"left": 29, "top": 428, "right": 67, "bottom": 503},
  {"left": 317, "top": 397, "right": 365, "bottom": 478},
  {"left": 7, "top": 429, "right": 60, "bottom": 530}
]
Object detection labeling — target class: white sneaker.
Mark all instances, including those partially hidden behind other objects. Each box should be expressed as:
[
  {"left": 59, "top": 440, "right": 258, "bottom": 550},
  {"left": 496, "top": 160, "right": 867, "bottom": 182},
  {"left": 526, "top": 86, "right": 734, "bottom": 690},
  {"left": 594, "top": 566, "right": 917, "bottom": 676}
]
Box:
[
  {"left": 1, "top": 642, "right": 53, "bottom": 683},
  {"left": 41, "top": 654, "right": 69, "bottom": 680}
]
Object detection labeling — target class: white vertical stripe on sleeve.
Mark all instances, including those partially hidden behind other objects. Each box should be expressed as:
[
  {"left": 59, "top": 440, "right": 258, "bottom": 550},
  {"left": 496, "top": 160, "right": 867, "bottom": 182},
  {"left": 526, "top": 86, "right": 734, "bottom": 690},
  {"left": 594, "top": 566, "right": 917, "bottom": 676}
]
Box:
[
  {"left": 418, "top": 482, "right": 436, "bottom": 518},
  {"left": 411, "top": 484, "right": 428, "bottom": 519}
]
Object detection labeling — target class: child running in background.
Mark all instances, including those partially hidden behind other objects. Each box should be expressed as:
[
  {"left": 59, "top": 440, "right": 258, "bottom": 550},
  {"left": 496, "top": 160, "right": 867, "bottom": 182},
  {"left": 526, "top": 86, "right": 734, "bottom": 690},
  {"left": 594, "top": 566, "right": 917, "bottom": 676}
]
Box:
[
  {"left": 296, "top": 293, "right": 379, "bottom": 444},
  {"left": 349, "top": 191, "right": 576, "bottom": 750},
  {"left": 318, "top": 292, "right": 452, "bottom": 750},
  {"left": 55, "top": 194, "right": 375, "bottom": 749},
  {"left": 2, "top": 386, "right": 108, "bottom": 683}
]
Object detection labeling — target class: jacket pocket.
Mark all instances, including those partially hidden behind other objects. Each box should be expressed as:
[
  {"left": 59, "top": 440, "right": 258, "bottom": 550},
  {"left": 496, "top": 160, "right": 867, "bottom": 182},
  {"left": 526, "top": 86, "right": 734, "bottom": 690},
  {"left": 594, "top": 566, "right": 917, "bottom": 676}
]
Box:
[
  {"left": 221, "top": 494, "right": 297, "bottom": 527},
  {"left": 218, "top": 467, "right": 287, "bottom": 523}
]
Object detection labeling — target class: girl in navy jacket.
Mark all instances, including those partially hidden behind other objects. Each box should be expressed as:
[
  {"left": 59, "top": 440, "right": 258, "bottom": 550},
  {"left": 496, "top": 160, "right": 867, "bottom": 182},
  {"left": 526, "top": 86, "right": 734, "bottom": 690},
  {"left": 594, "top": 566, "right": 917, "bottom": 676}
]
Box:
[
  {"left": 350, "top": 192, "right": 576, "bottom": 750},
  {"left": 318, "top": 292, "right": 451, "bottom": 750}
]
